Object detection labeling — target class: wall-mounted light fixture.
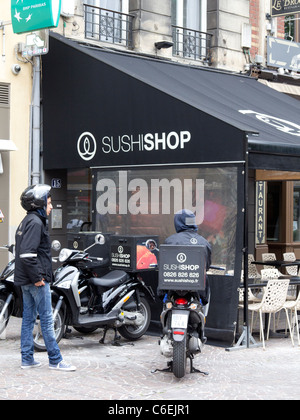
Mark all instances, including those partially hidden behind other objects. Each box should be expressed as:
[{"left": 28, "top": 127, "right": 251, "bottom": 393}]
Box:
[{"left": 155, "top": 41, "right": 174, "bottom": 50}]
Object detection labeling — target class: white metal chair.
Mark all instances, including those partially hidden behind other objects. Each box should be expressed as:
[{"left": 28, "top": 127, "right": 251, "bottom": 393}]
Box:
[
  {"left": 279, "top": 254, "right": 298, "bottom": 300},
  {"left": 261, "top": 267, "right": 296, "bottom": 327},
  {"left": 283, "top": 252, "right": 299, "bottom": 276},
  {"left": 282, "top": 290, "right": 300, "bottom": 346},
  {"left": 262, "top": 253, "right": 277, "bottom": 270},
  {"left": 238, "top": 286, "right": 261, "bottom": 307},
  {"left": 248, "top": 254, "right": 261, "bottom": 279},
  {"left": 239, "top": 268, "right": 262, "bottom": 306},
  {"left": 260, "top": 268, "right": 280, "bottom": 280},
  {"left": 248, "top": 279, "right": 293, "bottom": 349}
]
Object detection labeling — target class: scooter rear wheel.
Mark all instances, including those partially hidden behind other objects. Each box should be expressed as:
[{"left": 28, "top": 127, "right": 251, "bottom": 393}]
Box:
[
  {"left": 117, "top": 297, "right": 151, "bottom": 341},
  {"left": 173, "top": 336, "right": 187, "bottom": 378}
]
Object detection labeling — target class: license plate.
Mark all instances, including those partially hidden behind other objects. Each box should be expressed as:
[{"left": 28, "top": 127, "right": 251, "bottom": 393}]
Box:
[{"left": 171, "top": 314, "right": 188, "bottom": 329}]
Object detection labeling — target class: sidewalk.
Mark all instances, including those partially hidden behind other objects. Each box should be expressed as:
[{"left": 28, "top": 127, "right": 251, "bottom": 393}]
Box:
[{"left": 0, "top": 317, "right": 299, "bottom": 400}]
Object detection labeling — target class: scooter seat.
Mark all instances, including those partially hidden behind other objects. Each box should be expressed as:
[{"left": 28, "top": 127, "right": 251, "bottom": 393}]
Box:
[{"left": 89, "top": 270, "right": 129, "bottom": 289}]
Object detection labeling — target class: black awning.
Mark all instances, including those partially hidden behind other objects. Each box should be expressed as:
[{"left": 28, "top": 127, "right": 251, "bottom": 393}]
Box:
[{"left": 43, "top": 33, "right": 300, "bottom": 171}]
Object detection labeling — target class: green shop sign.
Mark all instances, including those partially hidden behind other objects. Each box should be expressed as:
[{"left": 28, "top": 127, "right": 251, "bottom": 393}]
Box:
[{"left": 11, "top": 0, "right": 61, "bottom": 34}]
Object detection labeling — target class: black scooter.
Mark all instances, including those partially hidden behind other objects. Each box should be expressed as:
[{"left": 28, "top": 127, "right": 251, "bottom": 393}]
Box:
[
  {"left": 0, "top": 245, "right": 22, "bottom": 335},
  {"left": 154, "top": 244, "right": 223, "bottom": 379},
  {"left": 33, "top": 235, "right": 154, "bottom": 350},
  {"left": 0, "top": 243, "right": 66, "bottom": 345},
  {"left": 157, "top": 290, "right": 209, "bottom": 379}
]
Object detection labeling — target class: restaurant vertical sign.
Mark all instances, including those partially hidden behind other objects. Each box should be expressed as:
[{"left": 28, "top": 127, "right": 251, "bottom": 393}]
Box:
[
  {"left": 256, "top": 181, "right": 266, "bottom": 245},
  {"left": 11, "top": 0, "right": 61, "bottom": 34},
  {"left": 272, "top": 0, "right": 300, "bottom": 17}
]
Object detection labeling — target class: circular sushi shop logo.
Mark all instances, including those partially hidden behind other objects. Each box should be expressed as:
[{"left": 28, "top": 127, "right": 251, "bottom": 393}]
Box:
[
  {"left": 77, "top": 132, "right": 97, "bottom": 161},
  {"left": 177, "top": 253, "right": 187, "bottom": 263}
]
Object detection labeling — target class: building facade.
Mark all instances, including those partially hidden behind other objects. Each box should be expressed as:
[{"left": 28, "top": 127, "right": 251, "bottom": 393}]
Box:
[{"left": 1, "top": 0, "right": 300, "bottom": 343}]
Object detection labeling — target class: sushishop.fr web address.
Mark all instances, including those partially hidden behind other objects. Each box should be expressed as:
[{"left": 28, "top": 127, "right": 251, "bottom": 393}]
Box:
[{"left": 163, "top": 279, "right": 199, "bottom": 283}]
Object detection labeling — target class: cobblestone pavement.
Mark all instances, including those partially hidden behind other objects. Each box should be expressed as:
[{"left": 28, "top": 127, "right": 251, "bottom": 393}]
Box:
[{"left": 0, "top": 317, "right": 299, "bottom": 401}]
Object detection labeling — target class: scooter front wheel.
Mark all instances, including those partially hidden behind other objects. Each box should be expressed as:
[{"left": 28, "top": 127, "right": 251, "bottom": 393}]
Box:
[
  {"left": 0, "top": 295, "right": 10, "bottom": 335},
  {"left": 33, "top": 305, "right": 65, "bottom": 352}
]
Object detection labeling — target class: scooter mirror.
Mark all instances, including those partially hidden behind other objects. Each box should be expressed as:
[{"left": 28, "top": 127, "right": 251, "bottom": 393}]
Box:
[
  {"left": 95, "top": 234, "right": 105, "bottom": 245},
  {"left": 51, "top": 240, "right": 61, "bottom": 252},
  {"left": 8, "top": 244, "right": 15, "bottom": 256}
]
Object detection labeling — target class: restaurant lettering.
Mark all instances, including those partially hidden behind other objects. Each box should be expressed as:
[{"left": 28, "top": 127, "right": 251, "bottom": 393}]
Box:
[
  {"left": 102, "top": 131, "right": 191, "bottom": 153},
  {"left": 77, "top": 130, "right": 191, "bottom": 161},
  {"left": 256, "top": 181, "right": 266, "bottom": 245},
  {"left": 272, "top": 0, "right": 300, "bottom": 17}
]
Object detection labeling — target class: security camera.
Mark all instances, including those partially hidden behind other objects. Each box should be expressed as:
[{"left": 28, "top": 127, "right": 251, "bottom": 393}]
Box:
[{"left": 11, "top": 64, "right": 21, "bottom": 75}]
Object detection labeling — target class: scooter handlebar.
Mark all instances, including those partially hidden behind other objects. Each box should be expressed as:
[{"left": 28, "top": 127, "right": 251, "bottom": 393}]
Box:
[{"left": 84, "top": 256, "right": 110, "bottom": 267}]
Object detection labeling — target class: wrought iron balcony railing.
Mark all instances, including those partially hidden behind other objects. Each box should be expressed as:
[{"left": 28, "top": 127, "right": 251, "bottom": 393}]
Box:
[
  {"left": 84, "top": 4, "right": 133, "bottom": 48},
  {"left": 172, "top": 25, "right": 212, "bottom": 64}
]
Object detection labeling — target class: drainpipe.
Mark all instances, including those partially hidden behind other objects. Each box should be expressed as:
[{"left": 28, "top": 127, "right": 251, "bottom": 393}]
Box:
[{"left": 31, "top": 55, "right": 41, "bottom": 185}]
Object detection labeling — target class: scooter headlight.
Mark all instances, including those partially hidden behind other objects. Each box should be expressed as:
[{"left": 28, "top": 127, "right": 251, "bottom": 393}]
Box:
[{"left": 59, "top": 248, "right": 72, "bottom": 262}]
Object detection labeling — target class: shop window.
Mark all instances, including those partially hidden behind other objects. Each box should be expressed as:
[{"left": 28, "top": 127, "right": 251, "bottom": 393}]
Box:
[
  {"left": 93, "top": 166, "right": 238, "bottom": 274},
  {"left": 267, "top": 182, "right": 281, "bottom": 242},
  {"left": 285, "top": 15, "right": 295, "bottom": 41},
  {"left": 66, "top": 169, "right": 92, "bottom": 232},
  {"left": 293, "top": 181, "right": 300, "bottom": 242}
]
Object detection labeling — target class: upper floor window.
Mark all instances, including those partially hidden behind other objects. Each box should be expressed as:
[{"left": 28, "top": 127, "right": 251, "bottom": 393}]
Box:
[
  {"left": 85, "top": 0, "right": 128, "bottom": 14},
  {"left": 171, "top": 0, "right": 210, "bottom": 63},
  {"left": 84, "top": 0, "right": 132, "bottom": 47},
  {"left": 172, "top": 0, "right": 207, "bottom": 33}
]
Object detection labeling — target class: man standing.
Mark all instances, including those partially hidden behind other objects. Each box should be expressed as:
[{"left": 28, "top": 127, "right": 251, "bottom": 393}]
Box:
[{"left": 15, "top": 184, "right": 76, "bottom": 371}]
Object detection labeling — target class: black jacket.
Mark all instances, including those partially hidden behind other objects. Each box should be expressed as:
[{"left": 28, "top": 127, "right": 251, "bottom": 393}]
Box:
[
  {"left": 164, "top": 230, "right": 212, "bottom": 270},
  {"left": 14, "top": 211, "right": 53, "bottom": 286}
]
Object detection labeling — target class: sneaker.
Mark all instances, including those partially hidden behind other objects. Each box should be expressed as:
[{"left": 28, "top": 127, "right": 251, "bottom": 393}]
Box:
[
  {"left": 21, "top": 361, "right": 41, "bottom": 370},
  {"left": 49, "top": 360, "right": 76, "bottom": 372}
]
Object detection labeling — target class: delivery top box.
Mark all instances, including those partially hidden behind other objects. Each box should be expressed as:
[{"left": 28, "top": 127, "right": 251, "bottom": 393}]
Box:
[
  {"left": 158, "top": 245, "right": 206, "bottom": 291},
  {"left": 110, "top": 235, "right": 159, "bottom": 272}
]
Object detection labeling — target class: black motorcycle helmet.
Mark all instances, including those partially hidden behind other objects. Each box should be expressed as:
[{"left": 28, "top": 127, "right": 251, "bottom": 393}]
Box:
[{"left": 20, "top": 184, "right": 51, "bottom": 211}]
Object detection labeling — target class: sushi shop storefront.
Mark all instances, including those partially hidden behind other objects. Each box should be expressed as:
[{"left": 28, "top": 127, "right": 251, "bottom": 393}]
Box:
[{"left": 42, "top": 33, "right": 300, "bottom": 347}]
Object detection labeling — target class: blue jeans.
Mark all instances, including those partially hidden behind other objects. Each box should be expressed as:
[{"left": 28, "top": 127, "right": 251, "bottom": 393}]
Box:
[{"left": 21, "top": 282, "right": 63, "bottom": 366}]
